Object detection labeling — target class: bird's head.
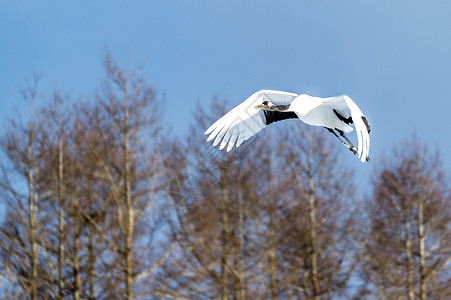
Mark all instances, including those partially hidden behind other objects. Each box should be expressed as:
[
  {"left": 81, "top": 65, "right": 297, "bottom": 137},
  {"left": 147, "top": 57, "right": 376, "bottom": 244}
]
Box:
[{"left": 254, "top": 100, "right": 270, "bottom": 109}]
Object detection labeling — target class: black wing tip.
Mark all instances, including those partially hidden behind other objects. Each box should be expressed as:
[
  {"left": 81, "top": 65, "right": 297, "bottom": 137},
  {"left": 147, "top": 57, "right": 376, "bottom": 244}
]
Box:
[{"left": 361, "top": 116, "right": 371, "bottom": 133}]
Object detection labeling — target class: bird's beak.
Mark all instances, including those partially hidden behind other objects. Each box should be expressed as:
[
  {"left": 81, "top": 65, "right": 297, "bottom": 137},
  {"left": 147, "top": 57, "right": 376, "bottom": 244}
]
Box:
[{"left": 254, "top": 104, "right": 263, "bottom": 109}]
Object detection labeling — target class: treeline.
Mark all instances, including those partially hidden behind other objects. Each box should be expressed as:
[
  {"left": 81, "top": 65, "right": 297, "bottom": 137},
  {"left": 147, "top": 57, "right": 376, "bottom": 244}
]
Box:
[{"left": 0, "top": 56, "right": 450, "bottom": 299}]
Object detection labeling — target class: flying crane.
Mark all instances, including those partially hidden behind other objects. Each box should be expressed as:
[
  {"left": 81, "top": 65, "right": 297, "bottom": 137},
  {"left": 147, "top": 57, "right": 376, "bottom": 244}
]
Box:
[{"left": 205, "top": 90, "right": 371, "bottom": 162}]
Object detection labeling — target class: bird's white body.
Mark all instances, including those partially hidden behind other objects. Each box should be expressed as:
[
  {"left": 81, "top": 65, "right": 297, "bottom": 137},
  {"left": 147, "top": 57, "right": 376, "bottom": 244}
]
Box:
[
  {"left": 291, "top": 94, "right": 351, "bottom": 132},
  {"left": 205, "top": 90, "right": 370, "bottom": 162}
]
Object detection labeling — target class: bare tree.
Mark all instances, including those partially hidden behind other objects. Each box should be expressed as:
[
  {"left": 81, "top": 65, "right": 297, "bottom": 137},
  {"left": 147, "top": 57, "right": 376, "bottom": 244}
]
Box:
[
  {"left": 362, "top": 136, "right": 451, "bottom": 299},
  {"left": 38, "top": 91, "right": 90, "bottom": 299},
  {"left": 82, "top": 53, "right": 169, "bottom": 299},
  {"left": 31, "top": 90, "right": 74, "bottom": 299},
  {"left": 161, "top": 99, "right": 261, "bottom": 299},
  {"left": 0, "top": 75, "right": 56, "bottom": 299},
  {"left": 273, "top": 124, "right": 359, "bottom": 300}
]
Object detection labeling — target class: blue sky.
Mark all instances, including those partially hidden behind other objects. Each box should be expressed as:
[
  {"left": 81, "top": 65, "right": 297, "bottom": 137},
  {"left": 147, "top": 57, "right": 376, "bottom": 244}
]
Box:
[{"left": 1, "top": 0, "right": 451, "bottom": 188}]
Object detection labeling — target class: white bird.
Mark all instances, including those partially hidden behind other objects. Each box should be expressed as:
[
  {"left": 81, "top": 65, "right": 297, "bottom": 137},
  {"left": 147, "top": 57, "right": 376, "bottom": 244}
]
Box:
[{"left": 205, "top": 90, "right": 371, "bottom": 162}]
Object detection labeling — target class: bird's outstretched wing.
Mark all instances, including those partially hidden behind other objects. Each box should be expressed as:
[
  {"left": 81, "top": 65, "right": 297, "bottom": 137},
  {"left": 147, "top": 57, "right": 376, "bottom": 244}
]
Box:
[
  {"left": 322, "top": 95, "right": 370, "bottom": 162},
  {"left": 205, "top": 90, "right": 298, "bottom": 152}
]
